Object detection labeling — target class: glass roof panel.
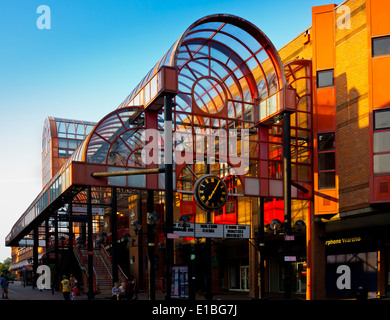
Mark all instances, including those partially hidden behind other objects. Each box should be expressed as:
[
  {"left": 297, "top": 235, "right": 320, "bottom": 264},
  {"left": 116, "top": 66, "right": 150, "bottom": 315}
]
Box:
[{"left": 190, "top": 21, "right": 224, "bottom": 32}]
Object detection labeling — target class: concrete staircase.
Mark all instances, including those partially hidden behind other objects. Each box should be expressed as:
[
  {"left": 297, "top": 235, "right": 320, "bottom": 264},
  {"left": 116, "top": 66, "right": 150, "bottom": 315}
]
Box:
[
  {"left": 73, "top": 246, "right": 127, "bottom": 297},
  {"left": 93, "top": 250, "right": 113, "bottom": 295}
]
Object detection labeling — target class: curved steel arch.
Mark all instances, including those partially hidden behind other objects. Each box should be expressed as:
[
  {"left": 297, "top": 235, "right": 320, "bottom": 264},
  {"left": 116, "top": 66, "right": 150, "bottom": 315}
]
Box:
[
  {"left": 118, "top": 14, "right": 287, "bottom": 118},
  {"left": 173, "top": 14, "right": 286, "bottom": 94},
  {"left": 72, "top": 14, "right": 293, "bottom": 188}
]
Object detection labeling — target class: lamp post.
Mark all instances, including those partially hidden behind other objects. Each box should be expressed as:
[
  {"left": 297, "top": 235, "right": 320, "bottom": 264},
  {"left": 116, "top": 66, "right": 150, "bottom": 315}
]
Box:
[
  {"left": 257, "top": 197, "right": 265, "bottom": 299},
  {"left": 147, "top": 212, "right": 160, "bottom": 301},
  {"left": 164, "top": 94, "right": 174, "bottom": 300},
  {"left": 130, "top": 213, "right": 160, "bottom": 301},
  {"left": 282, "top": 111, "right": 292, "bottom": 299},
  {"left": 269, "top": 218, "right": 306, "bottom": 298},
  {"left": 130, "top": 220, "right": 142, "bottom": 235},
  {"left": 178, "top": 215, "right": 195, "bottom": 300}
]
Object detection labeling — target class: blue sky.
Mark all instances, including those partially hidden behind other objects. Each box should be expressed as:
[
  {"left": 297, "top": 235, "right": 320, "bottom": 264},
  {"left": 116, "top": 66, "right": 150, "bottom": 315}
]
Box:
[{"left": 0, "top": 0, "right": 342, "bottom": 261}]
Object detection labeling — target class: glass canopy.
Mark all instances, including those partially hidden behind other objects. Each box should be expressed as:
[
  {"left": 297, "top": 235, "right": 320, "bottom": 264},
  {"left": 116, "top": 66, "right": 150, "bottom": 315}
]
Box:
[
  {"left": 119, "top": 14, "right": 287, "bottom": 123},
  {"left": 6, "top": 14, "right": 312, "bottom": 247}
]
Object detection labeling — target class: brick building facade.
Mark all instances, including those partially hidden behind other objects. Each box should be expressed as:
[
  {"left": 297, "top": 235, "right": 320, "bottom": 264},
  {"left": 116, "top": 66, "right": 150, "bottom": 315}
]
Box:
[{"left": 262, "top": 0, "right": 390, "bottom": 299}]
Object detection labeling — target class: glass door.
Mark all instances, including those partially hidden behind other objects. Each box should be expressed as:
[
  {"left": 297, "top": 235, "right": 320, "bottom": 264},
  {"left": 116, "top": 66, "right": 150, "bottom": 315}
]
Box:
[{"left": 240, "top": 265, "right": 249, "bottom": 291}]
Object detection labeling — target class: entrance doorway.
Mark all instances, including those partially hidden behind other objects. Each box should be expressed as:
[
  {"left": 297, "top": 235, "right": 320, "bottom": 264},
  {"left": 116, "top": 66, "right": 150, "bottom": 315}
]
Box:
[
  {"left": 240, "top": 265, "right": 249, "bottom": 291},
  {"left": 228, "top": 260, "right": 249, "bottom": 291}
]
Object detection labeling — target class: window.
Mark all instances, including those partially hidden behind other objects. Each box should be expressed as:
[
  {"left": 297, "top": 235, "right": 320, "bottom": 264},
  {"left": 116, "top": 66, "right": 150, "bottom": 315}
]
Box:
[
  {"left": 318, "top": 133, "right": 335, "bottom": 189},
  {"left": 374, "top": 108, "right": 390, "bottom": 130},
  {"left": 372, "top": 36, "right": 390, "bottom": 57},
  {"left": 58, "top": 138, "right": 82, "bottom": 158},
  {"left": 373, "top": 109, "right": 390, "bottom": 174},
  {"left": 317, "top": 69, "right": 334, "bottom": 88}
]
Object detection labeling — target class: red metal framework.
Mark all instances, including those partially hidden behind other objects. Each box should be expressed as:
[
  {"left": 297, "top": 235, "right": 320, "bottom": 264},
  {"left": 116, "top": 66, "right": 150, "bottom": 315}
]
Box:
[
  {"left": 262, "top": 59, "right": 313, "bottom": 225},
  {"left": 6, "top": 14, "right": 313, "bottom": 247},
  {"left": 67, "top": 14, "right": 298, "bottom": 195},
  {"left": 42, "top": 117, "right": 95, "bottom": 187}
]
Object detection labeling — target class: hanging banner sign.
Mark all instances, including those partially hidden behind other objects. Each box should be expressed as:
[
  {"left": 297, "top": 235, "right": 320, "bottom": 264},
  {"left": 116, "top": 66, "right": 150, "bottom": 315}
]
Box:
[
  {"left": 172, "top": 222, "right": 195, "bottom": 237},
  {"left": 18, "top": 239, "right": 46, "bottom": 247},
  {"left": 172, "top": 222, "right": 250, "bottom": 239},
  {"left": 72, "top": 206, "right": 105, "bottom": 216},
  {"left": 224, "top": 224, "right": 251, "bottom": 239},
  {"left": 195, "top": 223, "right": 224, "bottom": 238}
]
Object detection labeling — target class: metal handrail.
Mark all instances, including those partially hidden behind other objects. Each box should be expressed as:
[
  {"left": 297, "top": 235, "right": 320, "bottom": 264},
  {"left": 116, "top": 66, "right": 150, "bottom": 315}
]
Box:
[
  {"left": 118, "top": 265, "right": 128, "bottom": 281},
  {"left": 73, "top": 247, "right": 88, "bottom": 274},
  {"left": 101, "top": 245, "right": 112, "bottom": 263},
  {"left": 93, "top": 267, "right": 98, "bottom": 292},
  {"left": 101, "top": 244, "right": 128, "bottom": 281},
  {"left": 99, "top": 254, "right": 112, "bottom": 279},
  {"left": 73, "top": 247, "right": 99, "bottom": 292}
]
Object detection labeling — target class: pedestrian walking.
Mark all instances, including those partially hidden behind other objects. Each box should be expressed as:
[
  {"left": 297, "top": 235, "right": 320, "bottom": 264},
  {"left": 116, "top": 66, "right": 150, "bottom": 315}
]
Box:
[
  {"left": 0, "top": 274, "right": 9, "bottom": 299},
  {"left": 61, "top": 275, "right": 71, "bottom": 300},
  {"left": 70, "top": 274, "right": 78, "bottom": 300}
]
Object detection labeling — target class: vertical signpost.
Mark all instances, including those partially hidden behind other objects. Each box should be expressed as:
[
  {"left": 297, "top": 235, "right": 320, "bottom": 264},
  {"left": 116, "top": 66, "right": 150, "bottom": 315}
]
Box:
[
  {"left": 283, "top": 111, "right": 292, "bottom": 299},
  {"left": 87, "top": 186, "right": 94, "bottom": 300},
  {"left": 164, "top": 94, "right": 174, "bottom": 300},
  {"left": 111, "top": 187, "right": 118, "bottom": 285}
]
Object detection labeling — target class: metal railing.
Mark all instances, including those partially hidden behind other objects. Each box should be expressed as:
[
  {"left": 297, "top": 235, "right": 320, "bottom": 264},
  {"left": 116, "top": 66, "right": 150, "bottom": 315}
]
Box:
[
  {"left": 73, "top": 246, "right": 98, "bottom": 292},
  {"left": 98, "top": 253, "right": 112, "bottom": 280},
  {"left": 100, "top": 245, "right": 128, "bottom": 282}
]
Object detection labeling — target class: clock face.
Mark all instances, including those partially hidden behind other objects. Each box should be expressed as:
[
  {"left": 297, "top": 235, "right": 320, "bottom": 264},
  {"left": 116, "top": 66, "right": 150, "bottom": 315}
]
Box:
[{"left": 194, "top": 174, "right": 228, "bottom": 211}]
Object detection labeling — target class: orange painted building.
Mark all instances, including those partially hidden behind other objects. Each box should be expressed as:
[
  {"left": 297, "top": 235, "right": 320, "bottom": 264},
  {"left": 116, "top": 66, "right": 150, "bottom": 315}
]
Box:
[{"left": 261, "top": 0, "right": 390, "bottom": 299}]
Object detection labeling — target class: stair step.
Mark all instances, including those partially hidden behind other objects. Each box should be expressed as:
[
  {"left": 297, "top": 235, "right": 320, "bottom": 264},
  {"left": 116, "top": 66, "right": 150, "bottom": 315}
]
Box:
[{"left": 75, "top": 248, "right": 129, "bottom": 294}]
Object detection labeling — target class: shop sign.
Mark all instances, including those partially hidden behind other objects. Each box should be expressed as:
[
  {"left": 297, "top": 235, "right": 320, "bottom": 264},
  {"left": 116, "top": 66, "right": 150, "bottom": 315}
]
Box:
[
  {"left": 172, "top": 222, "right": 195, "bottom": 238},
  {"left": 325, "top": 236, "right": 361, "bottom": 246},
  {"left": 167, "top": 233, "right": 180, "bottom": 239},
  {"left": 18, "top": 239, "right": 46, "bottom": 247},
  {"left": 195, "top": 223, "right": 224, "bottom": 238},
  {"left": 72, "top": 206, "right": 105, "bottom": 216},
  {"left": 224, "top": 224, "right": 250, "bottom": 239},
  {"left": 284, "top": 256, "right": 297, "bottom": 262},
  {"left": 172, "top": 222, "right": 250, "bottom": 239}
]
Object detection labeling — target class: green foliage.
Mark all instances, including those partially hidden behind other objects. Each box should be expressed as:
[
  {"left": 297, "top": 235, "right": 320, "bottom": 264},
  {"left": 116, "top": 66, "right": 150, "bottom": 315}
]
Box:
[{"left": 0, "top": 258, "right": 12, "bottom": 276}]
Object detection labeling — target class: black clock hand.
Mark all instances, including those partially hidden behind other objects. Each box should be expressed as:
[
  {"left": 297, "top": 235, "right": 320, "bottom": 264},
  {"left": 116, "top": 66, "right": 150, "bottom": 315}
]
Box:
[{"left": 208, "top": 180, "right": 220, "bottom": 200}]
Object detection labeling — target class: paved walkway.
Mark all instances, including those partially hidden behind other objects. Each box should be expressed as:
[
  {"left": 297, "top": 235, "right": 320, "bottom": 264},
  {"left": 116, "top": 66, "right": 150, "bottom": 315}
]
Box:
[
  {"left": 4, "top": 283, "right": 82, "bottom": 300},
  {"left": 2, "top": 282, "right": 252, "bottom": 301},
  {"left": 4, "top": 283, "right": 387, "bottom": 320}
]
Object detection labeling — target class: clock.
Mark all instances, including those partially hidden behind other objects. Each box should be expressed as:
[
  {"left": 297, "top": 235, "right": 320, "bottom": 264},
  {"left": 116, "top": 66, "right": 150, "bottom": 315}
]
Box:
[{"left": 193, "top": 174, "right": 228, "bottom": 211}]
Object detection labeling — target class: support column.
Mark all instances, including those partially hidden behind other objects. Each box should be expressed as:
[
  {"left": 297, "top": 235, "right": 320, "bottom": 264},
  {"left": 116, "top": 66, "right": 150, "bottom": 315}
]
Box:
[
  {"left": 257, "top": 197, "right": 265, "bottom": 299},
  {"left": 54, "top": 210, "right": 59, "bottom": 291},
  {"left": 205, "top": 163, "right": 212, "bottom": 300},
  {"left": 68, "top": 201, "right": 73, "bottom": 253},
  {"left": 45, "top": 218, "right": 50, "bottom": 260},
  {"left": 283, "top": 111, "right": 292, "bottom": 299},
  {"left": 87, "top": 186, "right": 94, "bottom": 299},
  {"left": 45, "top": 218, "right": 54, "bottom": 293},
  {"left": 147, "top": 190, "right": 155, "bottom": 300},
  {"left": 33, "top": 226, "right": 39, "bottom": 290},
  {"left": 137, "top": 194, "right": 144, "bottom": 290},
  {"left": 111, "top": 187, "right": 118, "bottom": 284},
  {"left": 164, "top": 94, "right": 174, "bottom": 300},
  {"left": 205, "top": 212, "right": 212, "bottom": 300}
]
